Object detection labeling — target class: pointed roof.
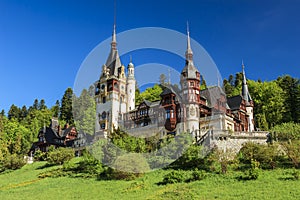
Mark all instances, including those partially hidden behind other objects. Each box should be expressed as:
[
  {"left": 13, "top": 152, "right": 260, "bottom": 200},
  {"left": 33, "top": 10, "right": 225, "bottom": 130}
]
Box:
[
  {"left": 105, "top": 24, "right": 121, "bottom": 77},
  {"left": 241, "top": 62, "right": 252, "bottom": 104},
  {"left": 185, "top": 22, "right": 193, "bottom": 59},
  {"left": 181, "top": 23, "right": 199, "bottom": 79}
]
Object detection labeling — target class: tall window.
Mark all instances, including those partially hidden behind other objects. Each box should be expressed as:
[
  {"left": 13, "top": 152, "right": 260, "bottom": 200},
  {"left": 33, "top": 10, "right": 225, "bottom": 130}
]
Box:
[{"left": 166, "top": 109, "right": 170, "bottom": 119}]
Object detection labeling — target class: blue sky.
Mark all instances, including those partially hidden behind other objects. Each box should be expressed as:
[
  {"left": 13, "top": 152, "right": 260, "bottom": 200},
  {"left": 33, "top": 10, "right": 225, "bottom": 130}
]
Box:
[{"left": 1, "top": 0, "right": 299, "bottom": 112}]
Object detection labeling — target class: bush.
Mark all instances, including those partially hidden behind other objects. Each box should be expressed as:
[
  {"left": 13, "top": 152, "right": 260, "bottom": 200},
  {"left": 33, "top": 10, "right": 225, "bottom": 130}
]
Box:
[
  {"left": 281, "top": 140, "right": 300, "bottom": 168},
  {"left": 238, "top": 142, "right": 280, "bottom": 169},
  {"left": 161, "top": 170, "right": 187, "bottom": 184},
  {"left": 188, "top": 169, "right": 207, "bottom": 182},
  {"left": 2, "top": 153, "right": 26, "bottom": 170},
  {"left": 291, "top": 168, "right": 300, "bottom": 180},
  {"left": 47, "top": 147, "right": 74, "bottom": 165},
  {"left": 110, "top": 153, "right": 150, "bottom": 180},
  {"left": 34, "top": 150, "right": 47, "bottom": 161},
  {"left": 239, "top": 159, "right": 260, "bottom": 180},
  {"left": 172, "top": 145, "right": 206, "bottom": 170}
]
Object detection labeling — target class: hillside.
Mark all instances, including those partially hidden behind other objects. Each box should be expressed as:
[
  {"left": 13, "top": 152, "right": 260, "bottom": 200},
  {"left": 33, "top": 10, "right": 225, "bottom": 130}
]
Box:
[{"left": 0, "top": 161, "right": 299, "bottom": 200}]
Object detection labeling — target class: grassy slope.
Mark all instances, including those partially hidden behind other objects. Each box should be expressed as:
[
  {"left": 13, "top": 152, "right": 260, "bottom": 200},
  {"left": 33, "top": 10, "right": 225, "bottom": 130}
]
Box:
[{"left": 0, "top": 162, "right": 299, "bottom": 200}]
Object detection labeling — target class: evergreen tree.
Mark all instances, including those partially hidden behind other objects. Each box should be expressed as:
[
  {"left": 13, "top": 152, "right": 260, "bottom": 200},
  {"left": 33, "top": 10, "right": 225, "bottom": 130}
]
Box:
[
  {"left": 277, "top": 75, "right": 300, "bottom": 123},
  {"left": 33, "top": 99, "right": 39, "bottom": 110},
  {"left": 20, "top": 105, "right": 28, "bottom": 121},
  {"left": 38, "top": 99, "right": 47, "bottom": 110},
  {"left": 51, "top": 100, "right": 60, "bottom": 118},
  {"left": 7, "top": 104, "right": 21, "bottom": 120},
  {"left": 60, "top": 88, "right": 74, "bottom": 124},
  {"left": 0, "top": 109, "right": 5, "bottom": 117}
]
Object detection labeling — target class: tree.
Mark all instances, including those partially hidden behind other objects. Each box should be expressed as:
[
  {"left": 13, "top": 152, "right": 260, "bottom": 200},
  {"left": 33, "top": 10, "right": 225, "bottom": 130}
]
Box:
[
  {"left": 0, "top": 109, "right": 5, "bottom": 117},
  {"left": 33, "top": 99, "right": 39, "bottom": 110},
  {"left": 248, "top": 80, "right": 285, "bottom": 129},
  {"left": 60, "top": 88, "right": 74, "bottom": 124},
  {"left": 277, "top": 75, "right": 300, "bottom": 123},
  {"left": 7, "top": 104, "right": 20, "bottom": 120},
  {"left": 73, "top": 89, "right": 96, "bottom": 135},
  {"left": 139, "top": 84, "right": 163, "bottom": 102},
  {"left": 20, "top": 105, "right": 28, "bottom": 121},
  {"left": 51, "top": 100, "right": 60, "bottom": 118},
  {"left": 47, "top": 147, "right": 74, "bottom": 165},
  {"left": 38, "top": 99, "right": 47, "bottom": 110}
]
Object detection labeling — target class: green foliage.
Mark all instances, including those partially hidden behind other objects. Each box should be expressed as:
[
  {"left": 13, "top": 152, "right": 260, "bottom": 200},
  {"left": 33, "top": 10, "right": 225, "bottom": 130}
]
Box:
[
  {"left": 73, "top": 89, "right": 96, "bottom": 135},
  {"left": 270, "top": 122, "right": 300, "bottom": 141},
  {"left": 161, "top": 170, "right": 187, "bottom": 184},
  {"left": 239, "top": 159, "right": 260, "bottom": 180},
  {"left": 277, "top": 75, "right": 300, "bottom": 123},
  {"left": 248, "top": 80, "right": 285, "bottom": 129},
  {"left": 60, "top": 87, "right": 74, "bottom": 124},
  {"left": 160, "top": 169, "right": 206, "bottom": 185},
  {"left": 223, "top": 73, "right": 299, "bottom": 130},
  {"left": 110, "top": 128, "right": 148, "bottom": 153},
  {"left": 1, "top": 153, "right": 26, "bottom": 170},
  {"left": 281, "top": 140, "right": 300, "bottom": 168},
  {"left": 238, "top": 142, "right": 281, "bottom": 169},
  {"left": 136, "top": 84, "right": 163, "bottom": 104},
  {"left": 111, "top": 153, "right": 150, "bottom": 180},
  {"left": 46, "top": 147, "right": 74, "bottom": 165},
  {"left": 172, "top": 144, "right": 206, "bottom": 170},
  {"left": 206, "top": 147, "right": 236, "bottom": 174},
  {"left": 33, "top": 150, "right": 47, "bottom": 161}
]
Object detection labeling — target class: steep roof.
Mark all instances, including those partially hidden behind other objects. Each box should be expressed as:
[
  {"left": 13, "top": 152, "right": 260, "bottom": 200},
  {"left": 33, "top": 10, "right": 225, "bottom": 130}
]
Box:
[
  {"left": 227, "top": 95, "right": 242, "bottom": 110},
  {"left": 241, "top": 63, "right": 252, "bottom": 104},
  {"left": 105, "top": 25, "right": 121, "bottom": 77},
  {"left": 200, "top": 86, "right": 226, "bottom": 108}
]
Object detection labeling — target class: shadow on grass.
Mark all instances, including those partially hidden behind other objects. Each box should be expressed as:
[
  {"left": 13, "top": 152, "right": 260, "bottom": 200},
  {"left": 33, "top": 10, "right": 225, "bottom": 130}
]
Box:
[{"left": 36, "top": 163, "right": 56, "bottom": 170}]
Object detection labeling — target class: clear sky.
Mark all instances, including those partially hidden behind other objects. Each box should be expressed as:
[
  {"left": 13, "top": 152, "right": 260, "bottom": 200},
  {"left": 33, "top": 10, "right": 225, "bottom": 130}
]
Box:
[{"left": 1, "top": 0, "right": 299, "bottom": 112}]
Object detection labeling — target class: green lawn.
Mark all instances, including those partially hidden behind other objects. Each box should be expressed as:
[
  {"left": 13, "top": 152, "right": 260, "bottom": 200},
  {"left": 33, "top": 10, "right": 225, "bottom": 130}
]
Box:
[{"left": 0, "top": 162, "right": 299, "bottom": 200}]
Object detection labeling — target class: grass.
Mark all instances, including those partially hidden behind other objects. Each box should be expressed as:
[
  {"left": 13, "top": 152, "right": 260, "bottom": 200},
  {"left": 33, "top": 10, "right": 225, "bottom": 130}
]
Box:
[{"left": 0, "top": 162, "right": 299, "bottom": 200}]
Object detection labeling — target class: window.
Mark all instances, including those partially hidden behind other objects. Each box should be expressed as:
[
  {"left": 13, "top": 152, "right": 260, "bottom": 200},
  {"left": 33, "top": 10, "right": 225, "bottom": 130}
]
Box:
[
  {"left": 166, "top": 109, "right": 170, "bottom": 119},
  {"left": 190, "top": 82, "right": 194, "bottom": 87},
  {"left": 102, "top": 97, "right": 106, "bottom": 103},
  {"left": 101, "top": 123, "right": 106, "bottom": 129},
  {"left": 102, "top": 112, "right": 106, "bottom": 119},
  {"left": 171, "top": 110, "right": 174, "bottom": 118}
]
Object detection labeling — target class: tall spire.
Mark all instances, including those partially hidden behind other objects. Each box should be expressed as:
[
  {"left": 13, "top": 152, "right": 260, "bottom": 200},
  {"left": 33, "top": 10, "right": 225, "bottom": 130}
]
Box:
[
  {"left": 111, "top": 0, "right": 117, "bottom": 50},
  {"left": 185, "top": 21, "right": 193, "bottom": 61},
  {"left": 241, "top": 62, "right": 252, "bottom": 103},
  {"left": 111, "top": 24, "right": 117, "bottom": 50}
]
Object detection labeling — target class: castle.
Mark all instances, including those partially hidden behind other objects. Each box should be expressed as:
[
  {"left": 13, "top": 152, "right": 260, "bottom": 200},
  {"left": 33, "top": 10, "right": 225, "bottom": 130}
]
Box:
[{"left": 93, "top": 24, "right": 266, "bottom": 149}]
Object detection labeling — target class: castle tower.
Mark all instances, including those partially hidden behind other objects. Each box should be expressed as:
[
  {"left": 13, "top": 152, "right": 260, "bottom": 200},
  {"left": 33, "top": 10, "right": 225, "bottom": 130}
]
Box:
[
  {"left": 241, "top": 62, "right": 255, "bottom": 132},
  {"left": 95, "top": 24, "right": 132, "bottom": 136},
  {"left": 126, "top": 58, "right": 136, "bottom": 112},
  {"left": 180, "top": 24, "right": 201, "bottom": 133}
]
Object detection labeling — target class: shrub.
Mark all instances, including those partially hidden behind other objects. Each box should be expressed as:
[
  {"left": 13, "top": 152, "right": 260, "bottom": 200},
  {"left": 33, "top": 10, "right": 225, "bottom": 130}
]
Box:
[
  {"left": 281, "top": 140, "right": 300, "bottom": 168},
  {"left": 239, "top": 159, "right": 260, "bottom": 180},
  {"left": 161, "top": 170, "right": 187, "bottom": 184},
  {"left": 238, "top": 142, "right": 280, "bottom": 169},
  {"left": 188, "top": 169, "right": 207, "bottom": 182},
  {"left": 172, "top": 145, "right": 206, "bottom": 170},
  {"left": 47, "top": 147, "right": 74, "bottom": 165},
  {"left": 111, "top": 153, "right": 150, "bottom": 180},
  {"left": 291, "top": 168, "right": 300, "bottom": 180},
  {"left": 2, "top": 153, "right": 26, "bottom": 170},
  {"left": 34, "top": 150, "right": 47, "bottom": 161}
]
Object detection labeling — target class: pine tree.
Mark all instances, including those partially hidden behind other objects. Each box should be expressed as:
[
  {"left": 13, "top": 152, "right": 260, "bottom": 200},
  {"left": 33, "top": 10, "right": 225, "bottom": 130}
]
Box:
[
  {"left": 51, "top": 100, "right": 60, "bottom": 118},
  {"left": 8, "top": 104, "right": 21, "bottom": 120},
  {"left": 38, "top": 99, "right": 47, "bottom": 110},
  {"left": 33, "top": 99, "right": 39, "bottom": 110},
  {"left": 20, "top": 105, "right": 28, "bottom": 120},
  {"left": 60, "top": 88, "right": 74, "bottom": 124}
]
